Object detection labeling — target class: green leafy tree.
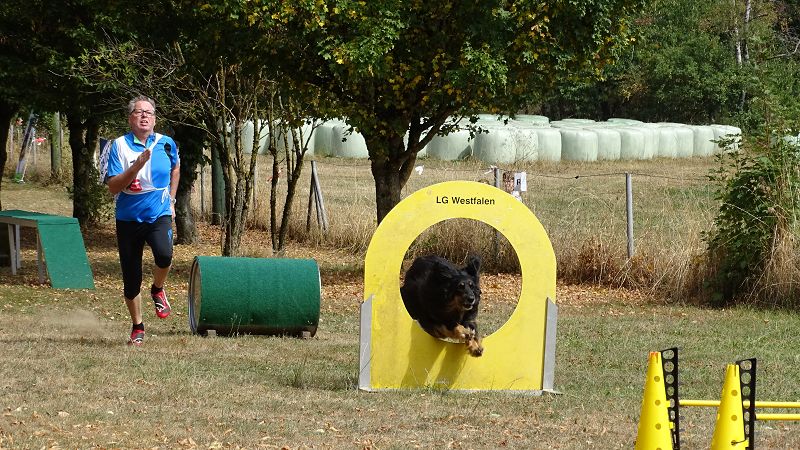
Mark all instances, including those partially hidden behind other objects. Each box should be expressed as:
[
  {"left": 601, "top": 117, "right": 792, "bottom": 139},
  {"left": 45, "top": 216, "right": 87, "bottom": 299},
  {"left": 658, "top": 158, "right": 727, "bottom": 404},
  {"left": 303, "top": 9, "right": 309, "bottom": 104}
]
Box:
[
  {"left": 76, "top": 1, "right": 333, "bottom": 254},
  {"left": 0, "top": 0, "right": 125, "bottom": 225},
  {"left": 259, "top": 0, "right": 643, "bottom": 222},
  {"left": 539, "top": 0, "right": 800, "bottom": 128}
]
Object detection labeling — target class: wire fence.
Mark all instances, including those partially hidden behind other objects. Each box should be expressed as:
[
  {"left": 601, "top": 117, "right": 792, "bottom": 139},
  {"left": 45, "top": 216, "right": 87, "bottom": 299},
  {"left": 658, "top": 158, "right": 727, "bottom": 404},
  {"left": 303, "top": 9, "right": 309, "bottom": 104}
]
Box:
[{"left": 189, "top": 155, "right": 718, "bottom": 265}]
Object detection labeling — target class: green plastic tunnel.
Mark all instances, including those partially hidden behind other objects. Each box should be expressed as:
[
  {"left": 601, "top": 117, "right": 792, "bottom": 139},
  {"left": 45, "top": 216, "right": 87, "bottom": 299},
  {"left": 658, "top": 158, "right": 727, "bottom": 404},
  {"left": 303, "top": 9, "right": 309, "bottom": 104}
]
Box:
[{"left": 188, "top": 256, "right": 321, "bottom": 337}]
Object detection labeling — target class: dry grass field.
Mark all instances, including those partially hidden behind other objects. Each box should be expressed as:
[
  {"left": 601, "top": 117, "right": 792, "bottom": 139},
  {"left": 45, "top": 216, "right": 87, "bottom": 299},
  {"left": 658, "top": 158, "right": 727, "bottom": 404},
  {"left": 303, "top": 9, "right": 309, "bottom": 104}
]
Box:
[{"left": 2, "top": 154, "right": 800, "bottom": 449}]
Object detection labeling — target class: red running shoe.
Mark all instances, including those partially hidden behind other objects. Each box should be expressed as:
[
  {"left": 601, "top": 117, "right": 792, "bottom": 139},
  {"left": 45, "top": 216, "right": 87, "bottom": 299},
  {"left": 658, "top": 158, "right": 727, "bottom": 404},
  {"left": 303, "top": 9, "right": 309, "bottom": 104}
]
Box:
[
  {"left": 128, "top": 328, "right": 145, "bottom": 346},
  {"left": 152, "top": 288, "right": 171, "bottom": 319}
]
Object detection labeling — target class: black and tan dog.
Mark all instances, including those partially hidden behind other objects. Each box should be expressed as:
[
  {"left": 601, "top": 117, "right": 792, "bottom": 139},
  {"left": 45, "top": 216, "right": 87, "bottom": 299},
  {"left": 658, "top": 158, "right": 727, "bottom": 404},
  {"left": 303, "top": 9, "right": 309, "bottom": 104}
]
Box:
[{"left": 400, "top": 254, "right": 483, "bottom": 357}]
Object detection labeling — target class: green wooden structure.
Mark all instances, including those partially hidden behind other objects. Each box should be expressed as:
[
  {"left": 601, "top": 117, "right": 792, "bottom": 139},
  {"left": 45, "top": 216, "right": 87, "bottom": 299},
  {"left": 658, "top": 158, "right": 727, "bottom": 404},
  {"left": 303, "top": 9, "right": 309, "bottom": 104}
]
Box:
[{"left": 0, "top": 210, "right": 95, "bottom": 289}]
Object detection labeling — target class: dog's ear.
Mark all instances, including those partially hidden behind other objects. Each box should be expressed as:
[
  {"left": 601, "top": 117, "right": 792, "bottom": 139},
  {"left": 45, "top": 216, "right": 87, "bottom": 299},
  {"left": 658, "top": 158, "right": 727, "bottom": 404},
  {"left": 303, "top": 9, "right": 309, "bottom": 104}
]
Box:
[{"left": 463, "top": 255, "right": 481, "bottom": 278}]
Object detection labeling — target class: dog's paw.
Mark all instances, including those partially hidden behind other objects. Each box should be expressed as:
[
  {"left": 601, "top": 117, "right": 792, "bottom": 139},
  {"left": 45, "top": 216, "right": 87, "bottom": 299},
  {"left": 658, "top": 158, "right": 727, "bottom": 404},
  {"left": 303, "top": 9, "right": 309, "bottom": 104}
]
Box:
[
  {"left": 462, "top": 327, "right": 475, "bottom": 341},
  {"left": 466, "top": 339, "right": 483, "bottom": 357}
]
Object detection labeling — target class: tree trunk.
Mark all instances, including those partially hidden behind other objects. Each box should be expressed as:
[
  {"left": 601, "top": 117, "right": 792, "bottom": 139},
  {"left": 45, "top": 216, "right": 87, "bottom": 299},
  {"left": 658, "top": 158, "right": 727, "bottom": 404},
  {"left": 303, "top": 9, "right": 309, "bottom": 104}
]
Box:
[
  {"left": 218, "top": 119, "right": 257, "bottom": 257},
  {"left": 371, "top": 158, "right": 405, "bottom": 224},
  {"left": 49, "top": 112, "right": 62, "bottom": 180},
  {"left": 0, "top": 101, "right": 18, "bottom": 210},
  {"left": 210, "top": 145, "right": 225, "bottom": 225},
  {"left": 365, "top": 129, "right": 420, "bottom": 224},
  {"left": 175, "top": 192, "right": 195, "bottom": 244},
  {"left": 275, "top": 126, "right": 307, "bottom": 253},
  {"left": 172, "top": 122, "right": 205, "bottom": 245},
  {"left": 66, "top": 113, "right": 100, "bottom": 227},
  {"left": 269, "top": 140, "right": 280, "bottom": 252}
]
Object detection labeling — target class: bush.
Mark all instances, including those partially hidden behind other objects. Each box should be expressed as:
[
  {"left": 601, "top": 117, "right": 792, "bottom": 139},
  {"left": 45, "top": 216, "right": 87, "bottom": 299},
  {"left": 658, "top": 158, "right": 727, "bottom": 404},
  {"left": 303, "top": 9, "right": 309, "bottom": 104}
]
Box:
[{"left": 704, "top": 134, "right": 800, "bottom": 307}]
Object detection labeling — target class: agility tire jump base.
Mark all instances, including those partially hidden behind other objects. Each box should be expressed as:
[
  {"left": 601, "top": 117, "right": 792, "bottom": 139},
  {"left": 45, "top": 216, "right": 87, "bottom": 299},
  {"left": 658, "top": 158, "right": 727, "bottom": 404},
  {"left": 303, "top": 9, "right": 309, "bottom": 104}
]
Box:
[
  {"left": 359, "top": 180, "right": 558, "bottom": 393},
  {"left": 188, "top": 256, "right": 321, "bottom": 337}
]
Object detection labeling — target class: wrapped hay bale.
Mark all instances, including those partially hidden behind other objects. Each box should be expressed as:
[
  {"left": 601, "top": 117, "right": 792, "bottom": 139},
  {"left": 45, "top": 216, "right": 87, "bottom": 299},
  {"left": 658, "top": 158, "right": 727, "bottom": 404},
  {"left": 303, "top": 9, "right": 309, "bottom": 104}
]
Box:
[
  {"left": 632, "top": 126, "right": 657, "bottom": 159},
  {"left": 330, "top": 123, "right": 369, "bottom": 158},
  {"left": 673, "top": 126, "right": 694, "bottom": 158},
  {"left": 559, "top": 118, "right": 596, "bottom": 125},
  {"left": 688, "top": 125, "right": 716, "bottom": 157},
  {"left": 588, "top": 128, "right": 621, "bottom": 160},
  {"left": 711, "top": 124, "right": 742, "bottom": 153},
  {"left": 617, "top": 127, "right": 645, "bottom": 160},
  {"left": 510, "top": 125, "right": 539, "bottom": 162},
  {"left": 607, "top": 118, "right": 643, "bottom": 125},
  {"left": 313, "top": 120, "right": 338, "bottom": 157},
  {"left": 293, "top": 122, "right": 317, "bottom": 156},
  {"left": 426, "top": 129, "right": 473, "bottom": 161},
  {"left": 269, "top": 121, "right": 315, "bottom": 156},
  {"left": 560, "top": 128, "right": 598, "bottom": 161},
  {"left": 548, "top": 121, "right": 572, "bottom": 129},
  {"left": 531, "top": 127, "right": 562, "bottom": 161},
  {"left": 656, "top": 127, "right": 678, "bottom": 158},
  {"left": 238, "top": 120, "right": 269, "bottom": 155},
  {"left": 511, "top": 115, "right": 550, "bottom": 126},
  {"left": 473, "top": 127, "right": 516, "bottom": 164}
]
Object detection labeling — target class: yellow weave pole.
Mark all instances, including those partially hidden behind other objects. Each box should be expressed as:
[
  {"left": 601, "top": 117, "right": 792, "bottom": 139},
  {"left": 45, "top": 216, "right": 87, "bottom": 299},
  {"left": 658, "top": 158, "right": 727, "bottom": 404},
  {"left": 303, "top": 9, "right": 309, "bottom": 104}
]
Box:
[
  {"left": 710, "top": 364, "right": 749, "bottom": 449},
  {"left": 635, "top": 351, "right": 674, "bottom": 450}
]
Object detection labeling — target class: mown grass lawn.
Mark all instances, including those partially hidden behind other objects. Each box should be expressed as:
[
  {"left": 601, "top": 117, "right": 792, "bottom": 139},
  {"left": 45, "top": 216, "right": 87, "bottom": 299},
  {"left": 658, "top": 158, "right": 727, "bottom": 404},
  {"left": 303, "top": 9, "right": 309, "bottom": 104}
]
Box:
[{"left": 2, "top": 169, "right": 800, "bottom": 449}]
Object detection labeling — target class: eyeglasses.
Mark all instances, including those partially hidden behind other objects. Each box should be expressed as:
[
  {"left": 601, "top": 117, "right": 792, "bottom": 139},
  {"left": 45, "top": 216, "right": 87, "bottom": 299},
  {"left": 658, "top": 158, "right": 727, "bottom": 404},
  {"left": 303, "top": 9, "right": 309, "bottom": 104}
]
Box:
[{"left": 130, "top": 109, "right": 155, "bottom": 117}]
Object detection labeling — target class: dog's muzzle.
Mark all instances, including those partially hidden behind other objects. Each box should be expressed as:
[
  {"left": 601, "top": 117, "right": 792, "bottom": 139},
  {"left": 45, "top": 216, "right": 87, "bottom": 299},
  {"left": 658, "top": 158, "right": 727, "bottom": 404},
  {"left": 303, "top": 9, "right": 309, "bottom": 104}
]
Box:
[{"left": 463, "top": 296, "right": 477, "bottom": 310}]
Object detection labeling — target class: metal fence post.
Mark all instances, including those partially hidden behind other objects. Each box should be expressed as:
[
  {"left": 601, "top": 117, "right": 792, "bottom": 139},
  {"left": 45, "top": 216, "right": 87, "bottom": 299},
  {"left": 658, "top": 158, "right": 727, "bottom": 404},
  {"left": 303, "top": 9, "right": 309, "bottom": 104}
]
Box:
[{"left": 626, "top": 172, "right": 635, "bottom": 259}]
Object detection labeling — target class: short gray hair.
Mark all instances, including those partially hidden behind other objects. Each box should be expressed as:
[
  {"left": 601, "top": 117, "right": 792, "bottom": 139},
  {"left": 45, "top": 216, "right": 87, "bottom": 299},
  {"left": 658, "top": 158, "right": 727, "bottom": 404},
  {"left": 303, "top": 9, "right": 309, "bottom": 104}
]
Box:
[{"left": 127, "top": 95, "right": 156, "bottom": 115}]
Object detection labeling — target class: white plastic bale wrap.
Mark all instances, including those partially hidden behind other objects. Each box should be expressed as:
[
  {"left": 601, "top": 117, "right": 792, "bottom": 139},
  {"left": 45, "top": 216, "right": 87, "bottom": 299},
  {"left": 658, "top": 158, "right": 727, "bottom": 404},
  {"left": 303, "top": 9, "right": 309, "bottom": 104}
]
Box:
[
  {"left": 711, "top": 125, "right": 742, "bottom": 153},
  {"left": 238, "top": 121, "right": 269, "bottom": 155},
  {"left": 558, "top": 118, "right": 597, "bottom": 125},
  {"left": 313, "top": 121, "right": 338, "bottom": 157},
  {"left": 688, "top": 125, "right": 716, "bottom": 157},
  {"left": 270, "top": 122, "right": 292, "bottom": 155},
  {"left": 656, "top": 127, "right": 678, "bottom": 158},
  {"left": 291, "top": 122, "right": 317, "bottom": 156},
  {"left": 257, "top": 121, "right": 316, "bottom": 156},
  {"left": 476, "top": 114, "right": 509, "bottom": 122},
  {"left": 550, "top": 120, "right": 592, "bottom": 128},
  {"left": 560, "top": 128, "right": 598, "bottom": 161},
  {"left": 608, "top": 118, "right": 643, "bottom": 125},
  {"left": 637, "top": 125, "right": 657, "bottom": 159},
  {"left": 673, "top": 126, "right": 694, "bottom": 158},
  {"left": 330, "top": 123, "right": 369, "bottom": 158},
  {"left": 510, "top": 126, "right": 539, "bottom": 162},
  {"left": 473, "top": 127, "right": 517, "bottom": 164},
  {"left": 782, "top": 134, "right": 799, "bottom": 147},
  {"left": 426, "top": 129, "right": 473, "bottom": 161},
  {"left": 240, "top": 121, "right": 255, "bottom": 154},
  {"left": 617, "top": 127, "right": 645, "bottom": 160},
  {"left": 588, "top": 128, "right": 621, "bottom": 160},
  {"left": 532, "top": 127, "right": 562, "bottom": 161},
  {"left": 511, "top": 115, "right": 550, "bottom": 126}
]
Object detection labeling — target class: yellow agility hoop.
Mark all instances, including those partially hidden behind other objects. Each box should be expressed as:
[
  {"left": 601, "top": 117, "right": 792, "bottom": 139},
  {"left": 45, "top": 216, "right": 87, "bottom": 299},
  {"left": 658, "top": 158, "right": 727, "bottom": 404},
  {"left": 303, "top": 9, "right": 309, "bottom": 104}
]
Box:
[{"left": 358, "top": 181, "right": 558, "bottom": 393}]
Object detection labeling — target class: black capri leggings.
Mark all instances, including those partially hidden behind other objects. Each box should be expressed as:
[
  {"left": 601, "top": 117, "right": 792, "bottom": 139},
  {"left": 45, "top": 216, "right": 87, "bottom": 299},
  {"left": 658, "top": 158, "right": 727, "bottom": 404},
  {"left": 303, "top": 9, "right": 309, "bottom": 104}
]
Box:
[{"left": 116, "top": 215, "right": 174, "bottom": 300}]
